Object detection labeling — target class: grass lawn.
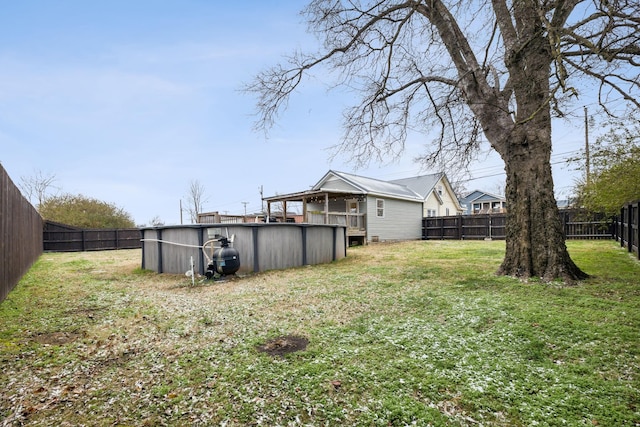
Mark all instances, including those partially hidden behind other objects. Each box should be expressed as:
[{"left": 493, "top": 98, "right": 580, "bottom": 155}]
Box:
[{"left": 1, "top": 240, "right": 639, "bottom": 426}]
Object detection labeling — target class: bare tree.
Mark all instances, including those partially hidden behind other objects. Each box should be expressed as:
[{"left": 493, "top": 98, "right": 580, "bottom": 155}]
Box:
[
  {"left": 248, "top": 0, "right": 640, "bottom": 282},
  {"left": 492, "top": 183, "right": 506, "bottom": 197},
  {"left": 19, "top": 169, "right": 58, "bottom": 208},
  {"left": 149, "top": 215, "right": 165, "bottom": 227},
  {"left": 184, "top": 180, "right": 209, "bottom": 224}
]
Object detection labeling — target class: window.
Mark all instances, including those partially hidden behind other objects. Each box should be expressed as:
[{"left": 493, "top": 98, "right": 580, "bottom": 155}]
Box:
[
  {"left": 427, "top": 209, "right": 436, "bottom": 217},
  {"left": 376, "top": 199, "right": 385, "bottom": 218},
  {"left": 446, "top": 208, "right": 450, "bottom": 216}
]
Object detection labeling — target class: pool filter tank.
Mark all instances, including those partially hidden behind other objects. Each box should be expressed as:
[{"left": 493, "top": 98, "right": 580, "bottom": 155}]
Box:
[{"left": 205, "top": 236, "right": 240, "bottom": 279}]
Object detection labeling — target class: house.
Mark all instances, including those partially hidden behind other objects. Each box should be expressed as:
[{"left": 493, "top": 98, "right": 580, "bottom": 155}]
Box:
[
  {"left": 459, "top": 190, "right": 507, "bottom": 215},
  {"left": 556, "top": 199, "right": 577, "bottom": 210},
  {"left": 263, "top": 170, "right": 463, "bottom": 245}
]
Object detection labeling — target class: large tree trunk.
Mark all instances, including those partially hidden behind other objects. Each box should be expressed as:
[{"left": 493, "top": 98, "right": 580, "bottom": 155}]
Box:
[
  {"left": 497, "top": 127, "right": 588, "bottom": 283},
  {"left": 490, "top": 6, "right": 588, "bottom": 283}
]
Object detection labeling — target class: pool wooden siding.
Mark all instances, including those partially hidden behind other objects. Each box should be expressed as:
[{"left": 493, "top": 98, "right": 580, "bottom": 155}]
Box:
[{"left": 141, "top": 223, "right": 347, "bottom": 275}]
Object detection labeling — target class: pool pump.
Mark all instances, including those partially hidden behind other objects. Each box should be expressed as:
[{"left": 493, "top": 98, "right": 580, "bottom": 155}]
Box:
[{"left": 203, "top": 235, "right": 240, "bottom": 280}]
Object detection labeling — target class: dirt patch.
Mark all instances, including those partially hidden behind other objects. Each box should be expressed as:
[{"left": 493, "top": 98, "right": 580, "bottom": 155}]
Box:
[
  {"left": 256, "top": 335, "right": 309, "bottom": 357},
  {"left": 32, "top": 332, "right": 83, "bottom": 346}
]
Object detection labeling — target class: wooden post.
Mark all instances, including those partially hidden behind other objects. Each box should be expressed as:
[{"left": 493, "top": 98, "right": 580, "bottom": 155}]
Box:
[
  {"left": 485, "top": 214, "right": 490, "bottom": 239},
  {"left": 620, "top": 206, "right": 625, "bottom": 248},
  {"left": 627, "top": 203, "right": 633, "bottom": 254},
  {"left": 283, "top": 201, "right": 287, "bottom": 223},
  {"left": 629, "top": 201, "right": 640, "bottom": 260},
  {"left": 302, "top": 197, "right": 308, "bottom": 223},
  {"left": 324, "top": 193, "right": 329, "bottom": 224}
]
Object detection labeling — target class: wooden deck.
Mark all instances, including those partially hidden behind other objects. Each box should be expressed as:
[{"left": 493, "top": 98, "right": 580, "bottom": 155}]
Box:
[{"left": 307, "top": 212, "right": 366, "bottom": 242}]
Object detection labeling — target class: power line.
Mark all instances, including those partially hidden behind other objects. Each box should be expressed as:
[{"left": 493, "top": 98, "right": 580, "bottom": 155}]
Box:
[{"left": 462, "top": 151, "right": 583, "bottom": 184}]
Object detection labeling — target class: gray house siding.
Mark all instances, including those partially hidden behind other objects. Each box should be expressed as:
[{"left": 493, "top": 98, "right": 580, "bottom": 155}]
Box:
[
  {"left": 323, "top": 176, "right": 359, "bottom": 192},
  {"left": 263, "top": 170, "right": 460, "bottom": 243},
  {"left": 365, "top": 196, "right": 423, "bottom": 242}
]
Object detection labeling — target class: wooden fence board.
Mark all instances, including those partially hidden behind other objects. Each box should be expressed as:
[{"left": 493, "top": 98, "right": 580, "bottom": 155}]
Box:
[
  {"left": 1, "top": 164, "right": 43, "bottom": 303},
  {"left": 615, "top": 201, "right": 640, "bottom": 260}
]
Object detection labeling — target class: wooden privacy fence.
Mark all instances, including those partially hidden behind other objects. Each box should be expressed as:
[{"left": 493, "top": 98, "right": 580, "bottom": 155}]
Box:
[
  {"left": 1, "top": 164, "right": 43, "bottom": 303},
  {"left": 614, "top": 201, "right": 639, "bottom": 260},
  {"left": 422, "top": 214, "right": 506, "bottom": 240},
  {"left": 43, "top": 221, "right": 141, "bottom": 252},
  {"left": 423, "top": 210, "right": 614, "bottom": 241}
]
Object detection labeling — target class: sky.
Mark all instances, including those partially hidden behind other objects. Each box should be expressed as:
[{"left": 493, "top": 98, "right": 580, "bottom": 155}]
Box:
[{"left": 0, "top": 1, "right": 605, "bottom": 226}]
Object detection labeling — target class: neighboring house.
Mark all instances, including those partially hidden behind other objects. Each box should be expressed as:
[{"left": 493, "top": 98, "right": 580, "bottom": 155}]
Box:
[
  {"left": 556, "top": 199, "right": 576, "bottom": 210},
  {"left": 460, "top": 190, "right": 507, "bottom": 215},
  {"left": 390, "top": 173, "right": 463, "bottom": 218},
  {"left": 263, "top": 170, "right": 463, "bottom": 245}
]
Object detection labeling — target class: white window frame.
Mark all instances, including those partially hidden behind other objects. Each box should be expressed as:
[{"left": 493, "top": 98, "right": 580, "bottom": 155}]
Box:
[{"left": 376, "top": 198, "right": 385, "bottom": 218}]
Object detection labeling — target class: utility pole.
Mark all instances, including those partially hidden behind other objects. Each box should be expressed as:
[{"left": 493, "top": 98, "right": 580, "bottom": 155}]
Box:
[
  {"left": 242, "top": 201, "right": 248, "bottom": 216},
  {"left": 584, "top": 106, "right": 590, "bottom": 183},
  {"left": 179, "top": 199, "right": 183, "bottom": 225},
  {"left": 259, "top": 185, "right": 264, "bottom": 213}
]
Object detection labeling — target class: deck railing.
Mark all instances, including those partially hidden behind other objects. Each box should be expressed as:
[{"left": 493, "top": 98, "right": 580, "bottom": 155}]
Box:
[{"left": 307, "top": 212, "right": 366, "bottom": 231}]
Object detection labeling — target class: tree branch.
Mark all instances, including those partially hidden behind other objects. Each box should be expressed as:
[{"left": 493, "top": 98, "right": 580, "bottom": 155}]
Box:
[{"left": 564, "top": 56, "right": 640, "bottom": 110}]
